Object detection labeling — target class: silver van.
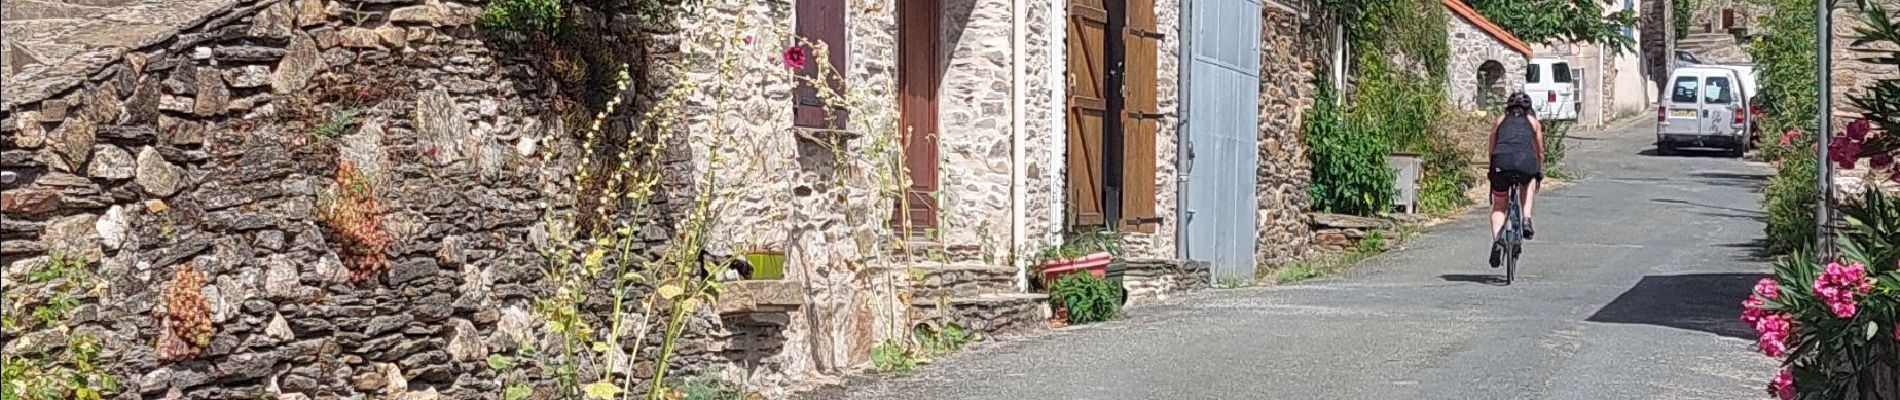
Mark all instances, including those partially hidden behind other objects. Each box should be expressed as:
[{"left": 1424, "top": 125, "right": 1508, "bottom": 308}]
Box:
[{"left": 1657, "top": 66, "right": 1751, "bottom": 157}]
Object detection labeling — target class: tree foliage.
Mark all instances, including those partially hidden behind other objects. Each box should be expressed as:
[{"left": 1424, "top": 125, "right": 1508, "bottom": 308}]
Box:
[{"left": 1466, "top": 0, "right": 1640, "bottom": 54}]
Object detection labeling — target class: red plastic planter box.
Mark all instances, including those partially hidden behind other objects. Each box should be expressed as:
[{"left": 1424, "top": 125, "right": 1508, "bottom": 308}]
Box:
[{"left": 1038, "top": 252, "right": 1112, "bottom": 284}]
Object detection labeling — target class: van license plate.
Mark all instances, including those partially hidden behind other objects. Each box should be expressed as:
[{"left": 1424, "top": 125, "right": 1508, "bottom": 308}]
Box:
[{"left": 1671, "top": 109, "right": 1697, "bottom": 118}]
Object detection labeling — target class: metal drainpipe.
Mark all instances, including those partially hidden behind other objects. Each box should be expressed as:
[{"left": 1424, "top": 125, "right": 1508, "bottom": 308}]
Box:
[
  {"left": 1174, "top": 0, "right": 1193, "bottom": 261},
  {"left": 1815, "top": 0, "right": 1834, "bottom": 257},
  {"left": 1011, "top": 0, "right": 1029, "bottom": 290}
]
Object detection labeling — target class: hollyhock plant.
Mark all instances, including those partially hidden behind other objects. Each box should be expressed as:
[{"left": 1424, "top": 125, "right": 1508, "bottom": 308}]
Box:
[{"left": 781, "top": 45, "right": 806, "bottom": 69}]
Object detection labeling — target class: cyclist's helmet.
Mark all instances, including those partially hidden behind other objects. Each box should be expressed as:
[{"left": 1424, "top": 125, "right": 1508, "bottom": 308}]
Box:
[{"left": 1505, "top": 92, "right": 1534, "bottom": 116}]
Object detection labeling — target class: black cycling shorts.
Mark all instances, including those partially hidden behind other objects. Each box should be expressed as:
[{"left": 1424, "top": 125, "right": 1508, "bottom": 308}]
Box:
[{"left": 1488, "top": 152, "right": 1541, "bottom": 194}]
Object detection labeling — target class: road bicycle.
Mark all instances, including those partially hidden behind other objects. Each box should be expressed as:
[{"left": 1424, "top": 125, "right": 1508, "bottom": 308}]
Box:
[{"left": 1497, "top": 176, "right": 1528, "bottom": 285}]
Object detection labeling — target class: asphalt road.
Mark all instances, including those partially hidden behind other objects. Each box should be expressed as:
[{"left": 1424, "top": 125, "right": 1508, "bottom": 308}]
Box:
[{"left": 803, "top": 119, "right": 1781, "bottom": 400}]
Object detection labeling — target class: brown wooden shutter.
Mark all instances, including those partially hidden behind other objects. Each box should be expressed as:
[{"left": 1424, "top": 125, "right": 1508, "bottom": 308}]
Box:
[
  {"left": 1066, "top": 0, "right": 1111, "bottom": 227},
  {"left": 795, "top": 0, "right": 847, "bottom": 129},
  {"left": 1118, "top": 0, "right": 1159, "bottom": 232}
]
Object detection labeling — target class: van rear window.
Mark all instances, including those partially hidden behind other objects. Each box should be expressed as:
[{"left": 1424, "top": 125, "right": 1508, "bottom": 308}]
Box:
[
  {"left": 1526, "top": 64, "right": 1541, "bottom": 83},
  {"left": 1671, "top": 77, "right": 1699, "bottom": 103},
  {"left": 1553, "top": 63, "right": 1574, "bottom": 83},
  {"left": 1705, "top": 77, "right": 1734, "bottom": 104}
]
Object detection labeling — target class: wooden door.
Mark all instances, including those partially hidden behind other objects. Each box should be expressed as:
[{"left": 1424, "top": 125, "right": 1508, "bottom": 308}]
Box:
[
  {"left": 895, "top": 0, "right": 940, "bottom": 235},
  {"left": 1067, "top": 0, "right": 1111, "bottom": 227},
  {"left": 1118, "top": 0, "right": 1159, "bottom": 232}
]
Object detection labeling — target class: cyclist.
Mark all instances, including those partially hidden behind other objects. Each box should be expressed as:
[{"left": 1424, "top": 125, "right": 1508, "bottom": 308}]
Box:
[{"left": 1488, "top": 92, "right": 1545, "bottom": 267}]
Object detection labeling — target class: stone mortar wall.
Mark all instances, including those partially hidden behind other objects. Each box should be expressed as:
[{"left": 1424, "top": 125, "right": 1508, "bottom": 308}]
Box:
[
  {"left": 1255, "top": 7, "right": 1318, "bottom": 266},
  {"left": 0, "top": 0, "right": 679, "bottom": 398},
  {"left": 1120, "top": 258, "right": 1208, "bottom": 304},
  {"left": 936, "top": 0, "right": 1018, "bottom": 256},
  {"left": 1022, "top": 0, "right": 1065, "bottom": 250},
  {"left": 1445, "top": 10, "right": 1527, "bottom": 112},
  {"left": 1121, "top": 0, "right": 1183, "bottom": 260},
  {"left": 1689, "top": 0, "right": 1767, "bottom": 34},
  {"left": 0, "top": 0, "right": 921, "bottom": 398},
  {"left": 1833, "top": 2, "right": 1900, "bottom": 120}
]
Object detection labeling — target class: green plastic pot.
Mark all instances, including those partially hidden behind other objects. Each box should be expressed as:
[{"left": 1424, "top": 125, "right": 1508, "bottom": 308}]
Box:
[{"left": 744, "top": 251, "right": 785, "bottom": 280}]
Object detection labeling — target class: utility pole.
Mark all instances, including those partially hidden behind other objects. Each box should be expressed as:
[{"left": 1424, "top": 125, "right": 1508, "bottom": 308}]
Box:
[{"left": 1815, "top": 0, "right": 1834, "bottom": 257}]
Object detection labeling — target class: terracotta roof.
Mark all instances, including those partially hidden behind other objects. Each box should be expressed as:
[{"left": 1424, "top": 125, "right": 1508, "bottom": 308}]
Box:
[{"left": 1441, "top": 0, "right": 1533, "bottom": 57}]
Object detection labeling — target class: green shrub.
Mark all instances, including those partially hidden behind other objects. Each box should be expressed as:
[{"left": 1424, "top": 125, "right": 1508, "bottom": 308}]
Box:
[
  {"left": 1048, "top": 272, "right": 1120, "bottom": 324},
  {"left": 1418, "top": 136, "right": 1476, "bottom": 215},
  {"left": 1764, "top": 155, "right": 1818, "bottom": 254},
  {"left": 481, "top": 0, "right": 564, "bottom": 39},
  {"left": 1674, "top": 0, "right": 1693, "bottom": 38},
  {"left": 914, "top": 321, "right": 976, "bottom": 357},
  {"left": 672, "top": 376, "right": 746, "bottom": 400},
  {"left": 1306, "top": 80, "right": 1397, "bottom": 216},
  {"left": 869, "top": 340, "right": 916, "bottom": 373}
]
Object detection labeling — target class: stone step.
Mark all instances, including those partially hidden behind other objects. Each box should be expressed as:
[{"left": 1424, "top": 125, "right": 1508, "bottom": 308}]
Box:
[
  {"left": 904, "top": 263, "right": 1022, "bottom": 299},
  {"left": 909, "top": 293, "right": 1051, "bottom": 338}
]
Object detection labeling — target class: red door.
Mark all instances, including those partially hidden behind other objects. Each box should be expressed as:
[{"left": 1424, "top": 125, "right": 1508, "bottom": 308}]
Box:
[{"left": 894, "top": 0, "right": 940, "bottom": 236}]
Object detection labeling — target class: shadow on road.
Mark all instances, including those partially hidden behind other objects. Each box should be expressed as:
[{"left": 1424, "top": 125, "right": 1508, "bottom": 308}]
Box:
[
  {"left": 1439, "top": 274, "right": 1508, "bottom": 286},
  {"left": 1636, "top": 148, "right": 1740, "bottom": 158},
  {"left": 1587, "top": 273, "right": 1763, "bottom": 340},
  {"left": 1689, "top": 171, "right": 1771, "bottom": 183},
  {"left": 1718, "top": 239, "right": 1775, "bottom": 262},
  {"left": 1651, "top": 198, "right": 1767, "bottom": 218}
]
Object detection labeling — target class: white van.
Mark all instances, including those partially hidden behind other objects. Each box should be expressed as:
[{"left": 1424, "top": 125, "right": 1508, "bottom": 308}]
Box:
[
  {"left": 1526, "top": 58, "right": 1580, "bottom": 121},
  {"left": 1657, "top": 66, "right": 1752, "bottom": 157}
]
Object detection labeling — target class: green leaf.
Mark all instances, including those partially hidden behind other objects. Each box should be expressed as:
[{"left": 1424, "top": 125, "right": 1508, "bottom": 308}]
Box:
[
  {"left": 582, "top": 380, "right": 623, "bottom": 399},
  {"left": 657, "top": 284, "right": 684, "bottom": 300},
  {"left": 486, "top": 354, "right": 515, "bottom": 371},
  {"left": 503, "top": 385, "right": 532, "bottom": 400}
]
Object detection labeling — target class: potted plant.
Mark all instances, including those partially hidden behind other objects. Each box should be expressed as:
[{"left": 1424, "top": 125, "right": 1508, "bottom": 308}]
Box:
[{"left": 1035, "top": 230, "right": 1123, "bottom": 286}]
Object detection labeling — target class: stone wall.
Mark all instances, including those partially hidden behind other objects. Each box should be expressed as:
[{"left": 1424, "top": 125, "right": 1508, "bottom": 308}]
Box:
[
  {"left": 0, "top": 0, "right": 944, "bottom": 398},
  {"left": 0, "top": 0, "right": 677, "bottom": 398},
  {"left": 1688, "top": 0, "right": 1768, "bottom": 34},
  {"left": 1833, "top": 2, "right": 1900, "bottom": 119},
  {"left": 1120, "top": 258, "right": 1209, "bottom": 303},
  {"left": 1254, "top": 7, "right": 1317, "bottom": 266},
  {"left": 1445, "top": 9, "right": 1527, "bottom": 111},
  {"left": 935, "top": 0, "right": 1017, "bottom": 253},
  {"left": 1642, "top": 0, "right": 1675, "bottom": 94}
]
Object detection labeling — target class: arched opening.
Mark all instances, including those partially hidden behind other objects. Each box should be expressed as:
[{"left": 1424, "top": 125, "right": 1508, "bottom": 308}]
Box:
[{"left": 1476, "top": 60, "right": 1507, "bottom": 108}]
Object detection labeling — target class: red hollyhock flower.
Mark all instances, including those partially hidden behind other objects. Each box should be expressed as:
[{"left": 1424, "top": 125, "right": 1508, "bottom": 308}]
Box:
[{"left": 782, "top": 46, "right": 807, "bottom": 70}]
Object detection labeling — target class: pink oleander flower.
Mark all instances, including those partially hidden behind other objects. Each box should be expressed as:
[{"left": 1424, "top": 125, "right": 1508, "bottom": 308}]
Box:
[
  {"left": 1755, "top": 313, "right": 1792, "bottom": 358},
  {"left": 782, "top": 45, "right": 807, "bottom": 69},
  {"left": 1846, "top": 118, "right": 1872, "bottom": 142},
  {"left": 1873, "top": 153, "right": 1895, "bottom": 169},
  {"left": 1754, "top": 278, "right": 1780, "bottom": 300},
  {"left": 1769, "top": 369, "right": 1794, "bottom": 400},
  {"left": 1780, "top": 129, "right": 1800, "bottom": 146},
  {"left": 1831, "top": 140, "right": 1864, "bottom": 170},
  {"left": 1812, "top": 261, "right": 1875, "bottom": 318},
  {"left": 743, "top": 35, "right": 753, "bottom": 45}
]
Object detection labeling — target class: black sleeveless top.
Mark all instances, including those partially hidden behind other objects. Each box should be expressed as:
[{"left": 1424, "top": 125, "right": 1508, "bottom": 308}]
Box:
[{"left": 1492, "top": 114, "right": 1537, "bottom": 156}]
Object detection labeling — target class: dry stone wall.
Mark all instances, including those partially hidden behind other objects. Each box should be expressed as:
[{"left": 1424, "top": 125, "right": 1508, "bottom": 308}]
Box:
[
  {"left": 1254, "top": 7, "right": 1317, "bottom": 266},
  {"left": 0, "top": 0, "right": 860, "bottom": 398}
]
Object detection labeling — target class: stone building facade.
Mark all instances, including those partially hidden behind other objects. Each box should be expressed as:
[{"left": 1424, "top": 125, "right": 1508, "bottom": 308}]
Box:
[{"left": 1442, "top": 0, "right": 1530, "bottom": 111}]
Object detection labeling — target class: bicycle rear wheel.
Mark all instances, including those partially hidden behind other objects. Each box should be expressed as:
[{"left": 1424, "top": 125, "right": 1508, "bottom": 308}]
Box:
[{"left": 1504, "top": 186, "right": 1522, "bottom": 285}]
